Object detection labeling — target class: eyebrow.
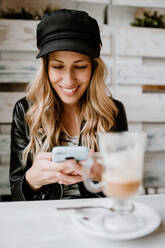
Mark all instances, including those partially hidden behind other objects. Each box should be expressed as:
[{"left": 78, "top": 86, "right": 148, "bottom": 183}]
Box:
[
  {"left": 73, "top": 59, "right": 90, "bottom": 63},
  {"left": 49, "top": 58, "right": 90, "bottom": 63},
  {"left": 49, "top": 58, "right": 64, "bottom": 63}
]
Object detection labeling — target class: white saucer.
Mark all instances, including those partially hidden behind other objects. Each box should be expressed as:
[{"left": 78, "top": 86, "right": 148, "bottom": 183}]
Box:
[{"left": 72, "top": 201, "right": 161, "bottom": 240}]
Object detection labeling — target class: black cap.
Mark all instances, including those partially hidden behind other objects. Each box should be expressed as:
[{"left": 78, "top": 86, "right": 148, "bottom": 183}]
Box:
[{"left": 36, "top": 9, "right": 102, "bottom": 58}]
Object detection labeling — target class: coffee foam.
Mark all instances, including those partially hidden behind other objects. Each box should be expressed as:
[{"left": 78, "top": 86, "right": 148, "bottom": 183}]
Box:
[{"left": 103, "top": 145, "right": 144, "bottom": 171}]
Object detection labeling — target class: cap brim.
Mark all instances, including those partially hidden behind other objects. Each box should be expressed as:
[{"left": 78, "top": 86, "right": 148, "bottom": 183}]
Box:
[{"left": 36, "top": 39, "right": 100, "bottom": 58}]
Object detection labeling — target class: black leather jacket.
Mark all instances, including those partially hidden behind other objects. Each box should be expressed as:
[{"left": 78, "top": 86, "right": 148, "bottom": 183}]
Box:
[{"left": 10, "top": 97, "right": 128, "bottom": 201}]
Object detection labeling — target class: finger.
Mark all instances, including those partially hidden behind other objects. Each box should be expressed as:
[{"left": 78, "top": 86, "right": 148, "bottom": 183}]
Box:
[
  {"left": 58, "top": 180, "right": 70, "bottom": 185},
  {"left": 35, "top": 152, "right": 52, "bottom": 161},
  {"left": 39, "top": 170, "right": 65, "bottom": 185},
  {"left": 54, "top": 159, "right": 79, "bottom": 173},
  {"left": 57, "top": 173, "right": 82, "bottom": 185},
  {"left": 69, "top": 161, "right": 83, "bottom": 175},
  {"left": 90, "top": 163, "right": 102, "bottom": 181},
  {"left": 43, "top": 161, "right": 69, "bottom": 172},
  {"left": 69, "top": 171, "right": 78, "bottom": 176},
  {"left": 62, "top": 168, "right": 74, "bottom": 174},
  {"left": 42, "top": 159, "right": 83, "bottom": 175},
  {"left": 89, "top": 149, "right": 94, "bottom": 154}
]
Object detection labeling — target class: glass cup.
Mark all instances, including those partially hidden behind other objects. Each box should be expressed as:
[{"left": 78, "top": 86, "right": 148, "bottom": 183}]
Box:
[{"left": 83, "top": 131, "right": 147, "bottom": 232}]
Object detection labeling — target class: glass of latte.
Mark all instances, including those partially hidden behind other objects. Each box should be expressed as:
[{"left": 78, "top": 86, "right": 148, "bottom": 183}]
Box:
[{"left": 83, "top": 131, "right": 146, "bottom": 232}]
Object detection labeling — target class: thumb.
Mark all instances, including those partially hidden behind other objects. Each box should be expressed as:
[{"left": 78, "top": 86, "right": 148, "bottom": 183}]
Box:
[{"left": 89, "top": 149, "right": 94, "bottom": 155}]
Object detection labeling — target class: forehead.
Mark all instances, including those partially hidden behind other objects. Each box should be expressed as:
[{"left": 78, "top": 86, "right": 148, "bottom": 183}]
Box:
[{"left": 48, "top": 51, "right": 91, "bottom": 62}]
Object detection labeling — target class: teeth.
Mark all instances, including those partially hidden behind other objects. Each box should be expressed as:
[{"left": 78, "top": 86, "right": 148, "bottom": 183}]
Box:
[{"left": 62, "top": 87, "right": 77, "bottom": 93}]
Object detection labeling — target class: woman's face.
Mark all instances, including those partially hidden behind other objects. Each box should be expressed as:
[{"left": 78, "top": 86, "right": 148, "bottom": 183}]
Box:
[{"left": 48, "top": 51, "right": 92, "bottom": 106}]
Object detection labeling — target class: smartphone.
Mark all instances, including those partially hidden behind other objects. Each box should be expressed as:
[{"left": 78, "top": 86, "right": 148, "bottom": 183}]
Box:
[{"left": 52, "top": 146, "right": 89, "bottom": 162}]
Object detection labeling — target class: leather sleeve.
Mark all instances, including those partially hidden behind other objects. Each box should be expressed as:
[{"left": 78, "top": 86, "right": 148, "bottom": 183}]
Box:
[
  {"left": 9, "top": 98, "right": 51, "bottom": 201},
  {"left": 111, "top": 99, "right": 128, "bottom": 132}
]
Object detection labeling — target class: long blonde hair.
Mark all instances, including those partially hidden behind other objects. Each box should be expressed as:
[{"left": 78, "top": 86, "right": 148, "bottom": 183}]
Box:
[{"left": 23, "top": 56, "right": 118, "bottom": 165}]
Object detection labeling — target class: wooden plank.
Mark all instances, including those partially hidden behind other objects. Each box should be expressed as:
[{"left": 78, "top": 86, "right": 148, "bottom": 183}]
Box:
[
  {"left": 115, "top": 27, "right": 165, "bottom": 58},
  {"left": 128, "top": 123, "right": 165, "bottom": 151},
  {"left": 114, "top": 85, "right": 142, "bottom": 95},
  {"left": 143, "top": 123, "right": 165, "bottom": 133},
  {"left": 109, "top": 5, "right": 137, "bottom": 28},
  {"left": 146, "top": 132, "right": 165, "bottom": 152},
  {"left": 0, "top": 19, "right": 38, "bottom": 52},
  {"left": 0, "top": 51, "right": 36, "bottom": 61},
  {"left": 75, "top": 0, "right": 109, "bottom": 3},
  {"left": 112, "top": 0, "right": 165, "bottom": 8},
  {"left": 0, "top": 124, "right": 11, "bottom": 134},
  {"left": 0, "top": 92, "right": 25, "bottom": 123},
  {"left": 0, "top": 60, "right": 39, "bottom": 83},
  {"left": 143, "top": 152, "right": 165, "bottom": 188},
  {"left": 1, "top": 0, "right": 109, "bottom": 10},
  {"left": 0, "top": 134, "right": 10, "bottom": 156},
  {"left": 116, "top": 93, "right": 165, "bottom": 122},
  {"left": 0, "top": 154, "right": 9, "bottom": 166},
  {"left": 128, "top": 122, "right": 143, "bottom": 131},
  {"left": 77, "top": 2, "right": 106, "bottom": 24},
  {"left": 0, "top": 83, "right": 27, "bottom": 91},
  {"left": 116, "top": 56, "right": 143, "bottom": 65},
  {"left": 143, "top": 85, "right": 165, "bottom": 93},
  {"left": 143, "top": 57, "right": 165, "bottom": 66},
  {"left": 0, "top": 165, "right": 10, "bottom": 195},
  {"left": 116, "top": 64, "right": 165, "bottom": 85},
  {"left": 1, "top": 0, "right": 76, "bottom": 11},
  {"left": 100, "top": 34, "right": 111, "bottom": 55}
]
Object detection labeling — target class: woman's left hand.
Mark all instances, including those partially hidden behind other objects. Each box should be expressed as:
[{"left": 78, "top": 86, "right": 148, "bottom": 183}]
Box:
[
  {"left": 57, "top": 160, "right": 84, "bottom": 185},
  {"left": 59, "top": 155, "right": 102, "bottom": 185}
]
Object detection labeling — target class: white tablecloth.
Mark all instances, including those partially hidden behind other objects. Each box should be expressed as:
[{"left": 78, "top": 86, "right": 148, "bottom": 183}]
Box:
[{"left": 0, "top": 194, "right": 164, "bottom": 248}]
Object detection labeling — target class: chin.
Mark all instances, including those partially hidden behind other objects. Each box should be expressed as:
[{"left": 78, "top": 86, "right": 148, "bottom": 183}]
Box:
[{"left": 60, "top": 97, "right": 79, "bottom": 106}]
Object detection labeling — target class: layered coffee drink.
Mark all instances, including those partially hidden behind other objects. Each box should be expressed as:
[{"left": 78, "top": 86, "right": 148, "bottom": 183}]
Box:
[
  {"left": 101, "top": 143, "right": 143, "bottom": 199},
  {"left": 102, "top": 172, "right": 141, "bottom": 199},
  {"left": 83, "top": 132, "right": 146, "bottom": 232}
]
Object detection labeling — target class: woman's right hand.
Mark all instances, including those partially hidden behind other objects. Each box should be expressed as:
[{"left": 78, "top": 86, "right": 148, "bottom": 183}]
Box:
[{"left": 25, "top": 152, "right": 83, "bottom": 191}]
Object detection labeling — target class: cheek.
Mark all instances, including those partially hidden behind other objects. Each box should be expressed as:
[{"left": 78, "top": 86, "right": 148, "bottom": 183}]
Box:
[
  {"left": 48, "top": 71, "right": 62, "bottom": 90},
  {"left": 77, "top": 70, "right": 92, "bottom": 84}
]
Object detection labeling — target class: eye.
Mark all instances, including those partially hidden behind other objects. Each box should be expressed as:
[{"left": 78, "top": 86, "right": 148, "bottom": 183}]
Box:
[
  {"left": 52, "top": 66, "right": 64, "bottom": 69},
  {"left": 75, "top": 66, "right": 88, "bottom": 69}
]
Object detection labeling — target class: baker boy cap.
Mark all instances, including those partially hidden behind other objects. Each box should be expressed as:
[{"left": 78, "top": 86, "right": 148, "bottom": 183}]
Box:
[{"left": 36, "top": 9, "right": 102, "bottom": 58}]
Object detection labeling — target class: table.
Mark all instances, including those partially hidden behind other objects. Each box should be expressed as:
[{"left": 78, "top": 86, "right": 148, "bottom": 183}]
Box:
[{"left": 0, "top": 194, "right": 164, "bottom": 248}]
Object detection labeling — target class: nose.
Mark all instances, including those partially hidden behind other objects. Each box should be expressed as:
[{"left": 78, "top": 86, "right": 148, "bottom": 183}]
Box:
[{"left": 62, "top": 69, "right": 76, "bottom": 87}]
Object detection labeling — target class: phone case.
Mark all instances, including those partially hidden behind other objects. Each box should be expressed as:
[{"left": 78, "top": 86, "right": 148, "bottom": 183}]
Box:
[{"left": 52, "top": 146, "right": 89, "bottom": 162}]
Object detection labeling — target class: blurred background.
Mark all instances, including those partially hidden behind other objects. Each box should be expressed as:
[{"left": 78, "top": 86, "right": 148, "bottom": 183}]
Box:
[{"left": 0, "top": 0, "right": 165, "bottom": 201}]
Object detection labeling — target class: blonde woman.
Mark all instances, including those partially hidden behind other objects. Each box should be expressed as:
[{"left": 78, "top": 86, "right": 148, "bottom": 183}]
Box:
[{"left": 10, "top": 9, "right": 128, "bottom": 201}]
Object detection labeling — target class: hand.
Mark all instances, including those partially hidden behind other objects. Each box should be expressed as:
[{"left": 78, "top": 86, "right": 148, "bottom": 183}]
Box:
[
  {"left": 80, "top": 152, "right": 103, "bottom": 182},
  {"left": 90, "top": 160, "right": 102, "bottom": 182},
  {"left": 57, "top": 160, "right": 84, "bottom": 185},
  {"left": 25, "top": 152, "right": 84, "bottom": 190}
]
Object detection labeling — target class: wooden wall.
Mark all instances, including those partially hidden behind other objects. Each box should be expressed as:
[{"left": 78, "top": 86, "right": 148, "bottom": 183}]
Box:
[
  {"left": 110, "top": 0, "right": 165, "bottom": 193},
  {"left": 0, "top": 0, "right": 165, "bottom": 197}
]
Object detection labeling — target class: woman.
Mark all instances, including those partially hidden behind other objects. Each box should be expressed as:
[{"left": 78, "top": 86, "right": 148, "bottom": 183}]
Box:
[{"left": 10, "top": 9, "right": 128, "bottom": 201}]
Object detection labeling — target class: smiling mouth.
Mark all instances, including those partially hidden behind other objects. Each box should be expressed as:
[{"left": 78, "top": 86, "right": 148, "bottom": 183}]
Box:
[
  {"left": 59, "top": 86, "right": 79, "bottom": 95},
  {"left": 61, "top": 87, "right": 77, "bottom": 93}
]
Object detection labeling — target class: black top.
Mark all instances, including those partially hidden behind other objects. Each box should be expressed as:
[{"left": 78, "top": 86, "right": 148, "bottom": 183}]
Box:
[{"left": 10, "top": 97, "right": 128, "bottom": 201}]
